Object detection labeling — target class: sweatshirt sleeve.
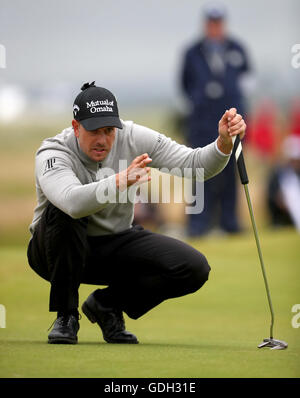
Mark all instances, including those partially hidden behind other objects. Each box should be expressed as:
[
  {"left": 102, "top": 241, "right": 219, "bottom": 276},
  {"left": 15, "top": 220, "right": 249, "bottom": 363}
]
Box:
[
  {"left": 131, "top": 123, "right": 231, "bottom": 180},
  {"left": 36, "top": 152, "right": 117, "bottom": 219}
]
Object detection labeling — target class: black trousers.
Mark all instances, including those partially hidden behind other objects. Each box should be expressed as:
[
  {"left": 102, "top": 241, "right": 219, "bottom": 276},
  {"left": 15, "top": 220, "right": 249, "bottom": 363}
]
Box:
[{"left": 27, "top": 203, "right": 211, "bottom": 319}]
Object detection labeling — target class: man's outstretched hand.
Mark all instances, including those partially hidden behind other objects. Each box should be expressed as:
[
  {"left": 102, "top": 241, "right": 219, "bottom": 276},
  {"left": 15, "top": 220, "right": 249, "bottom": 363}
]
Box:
[
  {"left": 217, "top": 108, "right": 247, "bottom": 154},
  {"left": 116, "top": 153, "right": 152, "bottom": 191}
]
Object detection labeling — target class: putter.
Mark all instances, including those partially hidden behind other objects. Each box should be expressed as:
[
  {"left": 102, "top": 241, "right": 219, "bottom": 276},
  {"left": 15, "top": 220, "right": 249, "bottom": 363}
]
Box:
[{"left": 232, "top": 135, "right": 288, "bottom": 350}]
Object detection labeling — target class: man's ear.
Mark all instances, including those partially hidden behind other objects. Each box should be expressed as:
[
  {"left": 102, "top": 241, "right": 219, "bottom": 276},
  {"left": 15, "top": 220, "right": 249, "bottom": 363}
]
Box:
[{"left": 72, "top": 120, "right": 80, "bottom": 137}]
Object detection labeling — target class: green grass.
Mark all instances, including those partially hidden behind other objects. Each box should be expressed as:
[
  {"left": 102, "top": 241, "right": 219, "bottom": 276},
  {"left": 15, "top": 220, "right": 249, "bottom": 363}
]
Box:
[{"left": 0, "top": 228, "right": 299, "bottom": 378}]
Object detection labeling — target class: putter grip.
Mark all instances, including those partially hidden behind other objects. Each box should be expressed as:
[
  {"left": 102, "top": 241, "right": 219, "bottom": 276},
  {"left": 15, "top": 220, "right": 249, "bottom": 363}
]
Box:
[{"left": 233, "top": 135, "right": 249, "bottom": 185}]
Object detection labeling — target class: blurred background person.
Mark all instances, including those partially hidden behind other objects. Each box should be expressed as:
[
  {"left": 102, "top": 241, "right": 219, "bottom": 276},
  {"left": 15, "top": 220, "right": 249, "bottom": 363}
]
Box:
[
  {"left": 180, "top": 2, "right": 253, "bottom": 237},
  {"left": 289, "top": 98, "right": 300, "bottom": 137},
  {"left": 267, "top": 134, "right": 300, "bottom": 232},
  {"left": 246, "top": 99, "right": 280, "bottom": 163}
]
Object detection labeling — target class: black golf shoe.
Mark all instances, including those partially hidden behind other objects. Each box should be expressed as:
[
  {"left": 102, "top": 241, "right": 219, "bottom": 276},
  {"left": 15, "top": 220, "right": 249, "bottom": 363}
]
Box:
[
  {"left": 48, "top": 314, "right": 80, "bottom": 344},
  {"left": 82, "top": 291, "right": 138, "bottom": 344}
]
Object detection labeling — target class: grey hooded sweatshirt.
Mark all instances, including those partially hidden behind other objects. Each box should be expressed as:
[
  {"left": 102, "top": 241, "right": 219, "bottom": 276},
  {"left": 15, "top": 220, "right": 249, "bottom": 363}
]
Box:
[{"left": 29, "top": 120, "right": 231, "bottom": 236}]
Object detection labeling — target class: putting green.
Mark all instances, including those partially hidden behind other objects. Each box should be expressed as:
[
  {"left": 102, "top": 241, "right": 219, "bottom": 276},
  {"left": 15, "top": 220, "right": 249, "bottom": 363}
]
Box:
[{"left": 0, "top": 228, "right": 299, "bottom": 378}]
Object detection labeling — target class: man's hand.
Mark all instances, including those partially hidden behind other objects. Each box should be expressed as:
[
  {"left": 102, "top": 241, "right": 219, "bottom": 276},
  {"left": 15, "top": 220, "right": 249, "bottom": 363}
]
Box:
[
  {"left": 116, "top": 153, "right": 152, "bottom": 191},
  {"left": 217, "top": 108, "right": 247, "bottom": 154}
]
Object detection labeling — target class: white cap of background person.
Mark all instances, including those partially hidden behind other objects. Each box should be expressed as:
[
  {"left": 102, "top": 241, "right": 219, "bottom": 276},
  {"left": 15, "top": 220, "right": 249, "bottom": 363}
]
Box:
[{"left": 203, "top": 1, "right": 227, "bottom": 20}]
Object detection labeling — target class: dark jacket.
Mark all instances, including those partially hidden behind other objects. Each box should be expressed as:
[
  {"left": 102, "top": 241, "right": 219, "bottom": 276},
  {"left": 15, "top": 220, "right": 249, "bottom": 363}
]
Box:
[{"left": 181, "top": 37, "right": 250, "bottom": 145}]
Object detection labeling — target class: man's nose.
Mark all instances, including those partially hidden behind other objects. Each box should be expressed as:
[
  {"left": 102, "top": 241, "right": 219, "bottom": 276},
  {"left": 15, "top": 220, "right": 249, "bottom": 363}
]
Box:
[{"left": 95, "top": 133, "right": 106, "bottom": 145}]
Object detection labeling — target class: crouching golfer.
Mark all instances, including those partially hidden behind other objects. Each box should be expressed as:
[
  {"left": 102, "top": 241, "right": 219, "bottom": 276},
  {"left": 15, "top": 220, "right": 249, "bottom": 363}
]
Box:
[{"left": 27, "top": 82, "right": 246, "bottom": 344}]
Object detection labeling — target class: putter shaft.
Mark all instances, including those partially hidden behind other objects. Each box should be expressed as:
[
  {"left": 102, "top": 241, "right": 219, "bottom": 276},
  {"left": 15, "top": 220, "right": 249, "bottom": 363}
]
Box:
[{"left": 243, "top": 184, "right": 275, "bottom": 339}]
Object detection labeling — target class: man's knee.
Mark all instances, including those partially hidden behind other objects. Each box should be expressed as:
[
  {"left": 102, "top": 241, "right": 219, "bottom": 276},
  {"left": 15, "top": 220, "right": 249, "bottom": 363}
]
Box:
[
  {"left": 188, "top": 253, "right": 211, "bottom": 292},
  {"left": 35, "top": 203, "right": 89, "bottom": 265},
  {"left": 43, "top": 203, "right": 88, "bottom": 234}
]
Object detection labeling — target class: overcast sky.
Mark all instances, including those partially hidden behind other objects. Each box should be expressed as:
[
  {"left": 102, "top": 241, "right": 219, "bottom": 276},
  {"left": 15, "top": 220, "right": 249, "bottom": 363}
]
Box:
[{"left": 0, "top": 0, "right": 299, "bottom": 109}]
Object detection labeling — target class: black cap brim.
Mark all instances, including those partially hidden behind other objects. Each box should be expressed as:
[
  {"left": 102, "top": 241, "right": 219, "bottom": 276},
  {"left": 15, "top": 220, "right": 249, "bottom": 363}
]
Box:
[{"left": 80, "top": 116, "right": 123, "bottom": 131}]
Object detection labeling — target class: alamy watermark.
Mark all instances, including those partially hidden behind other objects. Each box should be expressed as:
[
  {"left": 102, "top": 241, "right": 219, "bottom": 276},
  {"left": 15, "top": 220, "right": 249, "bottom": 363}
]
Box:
[
  {"left": 95, "top": 162, "right": 205, "bottom": 215},
  {"left": 0, "top": 44, "right": 6, "bottom": 69},
  {"left": 291, "top": 304, "right": 300, "bottom": 328},
  {"left": 291, "top": 44, "right": 300, "bottom": 69},
  {"left": 0, "top": 304, "right": 6, "bottom": 328}
]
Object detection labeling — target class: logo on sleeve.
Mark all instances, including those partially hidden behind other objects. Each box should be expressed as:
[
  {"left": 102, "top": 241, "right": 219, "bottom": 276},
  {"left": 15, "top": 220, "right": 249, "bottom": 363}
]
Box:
[{"left": 43, "top": 157, "right": 57, "bottom": 175}]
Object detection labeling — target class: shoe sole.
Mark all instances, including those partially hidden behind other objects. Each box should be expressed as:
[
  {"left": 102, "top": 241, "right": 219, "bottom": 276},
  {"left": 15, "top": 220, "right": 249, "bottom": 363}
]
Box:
[
  {"left": 81, "top": 301, "right": 139, "bottom": 344},
  {"left": 48, "top": 337, "right": 78, "bottom": 344}
]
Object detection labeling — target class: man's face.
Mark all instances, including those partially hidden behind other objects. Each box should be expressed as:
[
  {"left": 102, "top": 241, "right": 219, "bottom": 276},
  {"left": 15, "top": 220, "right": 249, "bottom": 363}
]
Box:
[
  {"left": 205, "top": 19, "right": 225, "bottom": 41},
  {"left": 72, "top": 120, "right": 116, "bottom": 162}
]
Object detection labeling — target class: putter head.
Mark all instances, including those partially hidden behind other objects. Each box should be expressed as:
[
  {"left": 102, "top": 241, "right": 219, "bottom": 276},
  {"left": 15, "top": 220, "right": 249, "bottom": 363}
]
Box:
[{"left": 258, "top": 338, "right": 288, "bottom": 350}]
